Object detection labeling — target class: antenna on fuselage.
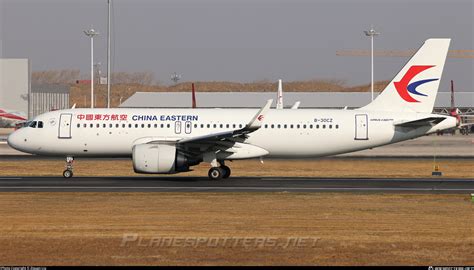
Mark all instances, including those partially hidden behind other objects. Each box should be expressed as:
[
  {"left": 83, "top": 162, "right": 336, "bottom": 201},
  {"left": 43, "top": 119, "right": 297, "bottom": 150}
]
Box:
[{"left": 291, "top": 101, "right": 300, "bottom": 109}]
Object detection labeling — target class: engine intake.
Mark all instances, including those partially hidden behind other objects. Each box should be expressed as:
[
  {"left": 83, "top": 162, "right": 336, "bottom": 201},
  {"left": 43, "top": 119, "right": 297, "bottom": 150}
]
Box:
[{"left": 132, "top": 143, "right": 196, "bottom": 174}]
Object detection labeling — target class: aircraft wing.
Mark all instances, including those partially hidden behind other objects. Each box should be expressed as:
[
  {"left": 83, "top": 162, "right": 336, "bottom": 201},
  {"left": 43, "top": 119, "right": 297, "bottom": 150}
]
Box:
[
  {"left": 393, "top": 117, "right": 446, "bottom": 127},
  {"left": 178, "top": 99, "right": 273, "bottom": 145}
]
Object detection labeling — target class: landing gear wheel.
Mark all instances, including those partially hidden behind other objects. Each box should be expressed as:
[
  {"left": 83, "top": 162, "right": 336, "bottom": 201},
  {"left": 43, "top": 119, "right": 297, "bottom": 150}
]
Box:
[
  {"left": 63, "top": 169, "right": 73, "bottom": 178},
  {"left": 63, "top": 156, "right": 74, "bottom": 178},
  {"left": 208, "top": 167, "right": 224, "bottom": 180},
  {"left": 221, "top": 165, "right": 231, "bottom": 179}
]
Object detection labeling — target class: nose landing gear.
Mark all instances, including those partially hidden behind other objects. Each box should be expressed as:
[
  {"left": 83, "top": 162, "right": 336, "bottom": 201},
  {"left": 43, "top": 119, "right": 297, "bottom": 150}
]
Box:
[{"left": 63, "top": 156, "right": 74, "bottom": 178}]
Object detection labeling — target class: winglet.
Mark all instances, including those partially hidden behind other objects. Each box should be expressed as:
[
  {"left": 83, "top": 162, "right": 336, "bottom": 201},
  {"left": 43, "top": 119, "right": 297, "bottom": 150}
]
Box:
[
  {"left": 246, "top": 99, "right": 273, "bottom": 130},
  {"left": 71, "top": 103, "right": 76, "bottom": 109}
]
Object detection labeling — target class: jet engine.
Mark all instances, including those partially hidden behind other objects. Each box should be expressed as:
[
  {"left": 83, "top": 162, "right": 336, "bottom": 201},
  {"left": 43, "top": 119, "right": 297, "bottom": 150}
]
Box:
[{"left": 132, "top": 143, "right": 198, "bottom": 174}]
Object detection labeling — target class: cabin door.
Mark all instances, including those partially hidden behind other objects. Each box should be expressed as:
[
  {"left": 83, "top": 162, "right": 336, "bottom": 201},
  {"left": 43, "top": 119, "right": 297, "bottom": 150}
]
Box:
[
  {"left": 175, "top": 121, "right": 182, "bottom": 134},
  {"left": 354, "top": 114, "right": 368, "bottom": 140},
  {"left": 58, "top": 113, "right": 72, "bottom": 139}
]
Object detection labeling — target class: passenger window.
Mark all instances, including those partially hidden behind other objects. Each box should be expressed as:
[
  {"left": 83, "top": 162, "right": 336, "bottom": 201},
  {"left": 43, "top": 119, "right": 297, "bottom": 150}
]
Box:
[
  {"left": 336, "top": 124, "right": 339, "bottom": 129},
  {"left": 154, "top": 123, "right": 157, "bottom": 128},
  {"left": 239, "top": 124, "right": 242, "bottom": 128},
  {"left": 83, "top": 123, "right": 87, "bottom": 128},
  {"left": 96, "top": 123, "right": 100, "bottom": 128},
  {"left": 103, "top": 124, "right": 106, "bottom": 128},
  {"left": 284, "top": 124, "right": 287, "bottom": 129},
  {"left": 316, "top": 124, "right": 319, "bottom": 129},
  {"left": 323, "top": 125, "right": 326, "bottom": 129},
  {"left": 213, "top": 124, "right": 217, "bottom": 128},
  {"left": 161, "top": 124, "right": 164, "bottom": 128},
  {"left": 309, "top": 124, "right": 313, "bottom": 129},
  {"left": 116, "top": 124, "right": 120, "bottom": 128},
  {"left": 109, "top": 123, "right": 113, "bottom": 128},
  {"left": 135, "top": 124, "right": 138, "bottom": 128},
  {"left": 201, "top": 124, "right": 204, "bottom": 128},
  {"left": 303, "top": 125, "right": 306, "bottom": 129},
  {"left": 77, "top": 124, "right": 80, "bottom": 128},
  {"left": 233, "top": 124, "right": 236, "bottom": 128},
  {"left": 167, "top": 124, "right": 170, "bottom": 128},
  {"left": 290, "top": 124, "right": 294, "bottom": 129},
  {"left": 264, "top": 124, "right": 268, "bottom": 128},
  {"left": 277, "top": 124, "right": 281, "bottom": 129},
  {"left": 226, "top": 124, "right": 229, "bottom": 128},
  {"left": 128, "top": 124, "right": 132, "bottom": 128},
  {"left": 90, "top": 123, "right": 93, "bottom": 128},
  {"left": 123, "top": 124, "right": 126, "bottom": 128},
  {"left": 297, "top": 124, "right": 300, "bottom": 129},
  {"left": 329, "top": 125, "right": 332, "bottom": 129}
]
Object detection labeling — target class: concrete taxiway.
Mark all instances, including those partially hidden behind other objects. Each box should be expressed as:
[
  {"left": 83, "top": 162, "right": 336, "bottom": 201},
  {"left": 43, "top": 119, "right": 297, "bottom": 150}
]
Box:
[{"left": 0, "top": 177, "right": 472, "bottom": 193}]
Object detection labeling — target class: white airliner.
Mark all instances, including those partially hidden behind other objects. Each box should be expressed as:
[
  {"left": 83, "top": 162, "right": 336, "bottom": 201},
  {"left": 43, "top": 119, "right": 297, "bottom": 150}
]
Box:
[{"left": 8, "top": 39, "right": 457, "bottom": 179}]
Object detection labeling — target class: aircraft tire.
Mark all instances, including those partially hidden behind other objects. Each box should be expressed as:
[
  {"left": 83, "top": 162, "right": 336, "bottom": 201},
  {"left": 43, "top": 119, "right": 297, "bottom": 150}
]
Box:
[
  {"left": 63, "top": 169, "right": 73, "bottom": 179},
  {"left": 208, "top": 167, "right": 224, "bottom": 180},
  {"left": 221, "top": 165, "right": 231, "bottom": 178}
]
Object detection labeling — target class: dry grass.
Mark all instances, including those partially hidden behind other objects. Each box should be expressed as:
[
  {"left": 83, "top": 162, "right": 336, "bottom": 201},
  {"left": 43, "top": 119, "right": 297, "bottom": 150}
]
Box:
[
  {"left": 0, "top": 158, "right": 472, "bottom": 178},
  {"left": 0, "top": 192, "right": 472, "bottom": 265}
]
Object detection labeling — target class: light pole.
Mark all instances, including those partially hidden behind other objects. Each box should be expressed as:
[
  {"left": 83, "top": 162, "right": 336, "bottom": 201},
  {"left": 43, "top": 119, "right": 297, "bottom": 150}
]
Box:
[
  {"left": 107, "top": 0, "right": 112, "bottom": 108},
  {"left": 84, "top": 28, "right": 99, "bottom": 108},
  {"left": 364, "top": 26, "right": 380, "bottom": 101}
]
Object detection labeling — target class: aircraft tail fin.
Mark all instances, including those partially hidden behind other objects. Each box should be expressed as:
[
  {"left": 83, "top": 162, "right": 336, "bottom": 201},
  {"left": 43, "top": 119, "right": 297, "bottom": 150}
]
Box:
[{"left": 361, "top": 38, "right": 451, "bottom": 113}]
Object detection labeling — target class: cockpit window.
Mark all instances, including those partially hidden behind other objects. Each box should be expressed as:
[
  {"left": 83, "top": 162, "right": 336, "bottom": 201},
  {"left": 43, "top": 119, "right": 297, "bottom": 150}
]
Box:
[
  {"left": 22, "top": 121, "right": 31, "bottom": 128},
  {"left": 25, "top": 121, "right": 43, "bottom": 128}
]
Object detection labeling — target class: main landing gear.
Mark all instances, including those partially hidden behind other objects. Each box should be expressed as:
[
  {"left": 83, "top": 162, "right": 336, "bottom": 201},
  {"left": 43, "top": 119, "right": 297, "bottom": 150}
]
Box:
[
  {"left": 208, "top": 162, "right": 231, "bottom": 180},
  {"left": 63, "top": 156, "right": 74, "bottom": 178}
]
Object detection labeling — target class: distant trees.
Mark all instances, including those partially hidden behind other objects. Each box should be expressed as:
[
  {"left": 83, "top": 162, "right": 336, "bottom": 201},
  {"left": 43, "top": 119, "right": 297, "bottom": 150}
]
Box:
[
  {"left": 110, "top": 72, "right": 155, "bottom": 85},
  {"left": 32, "top": 70, "right": 81, "bottom": 84},
  {"left": 32, "top": 69, "right": 157, "bottom": 85}
]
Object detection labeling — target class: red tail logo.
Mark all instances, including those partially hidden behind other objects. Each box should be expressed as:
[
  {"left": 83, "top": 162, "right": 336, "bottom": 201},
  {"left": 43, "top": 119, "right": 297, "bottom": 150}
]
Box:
[{"left": 394, "top": 65, "right": 438, "bottom": 103}]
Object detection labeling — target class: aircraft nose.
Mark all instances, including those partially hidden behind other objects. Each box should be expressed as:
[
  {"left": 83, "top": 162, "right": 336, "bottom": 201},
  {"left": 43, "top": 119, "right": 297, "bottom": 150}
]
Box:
[{"left": 7, "top": 130, "right": 26, "bottom": 152}]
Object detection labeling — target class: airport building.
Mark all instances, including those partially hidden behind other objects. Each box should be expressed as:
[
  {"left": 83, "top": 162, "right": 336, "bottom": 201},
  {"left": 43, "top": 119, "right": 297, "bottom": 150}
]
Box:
[
  {"left": 120, "top": 91, "right": 474, "bottom": 114},
  {"left": 0, "top": 59, "right": 30, "bottom": 117},
  {"left": 31, "top": 84, "right": 70, "bottom": 117}
]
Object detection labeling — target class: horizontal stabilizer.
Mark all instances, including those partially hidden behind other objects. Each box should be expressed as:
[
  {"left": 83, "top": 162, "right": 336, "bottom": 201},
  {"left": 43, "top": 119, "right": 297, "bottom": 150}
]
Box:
[{"left": 393, "top": 117, "right": 446, "bottom": 127}]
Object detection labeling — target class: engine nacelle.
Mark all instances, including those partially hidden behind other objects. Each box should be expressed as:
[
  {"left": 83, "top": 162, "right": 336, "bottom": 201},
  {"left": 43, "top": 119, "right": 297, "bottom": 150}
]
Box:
[{"left": 132, "top": 143, "right": 194, "bottom": 174}]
